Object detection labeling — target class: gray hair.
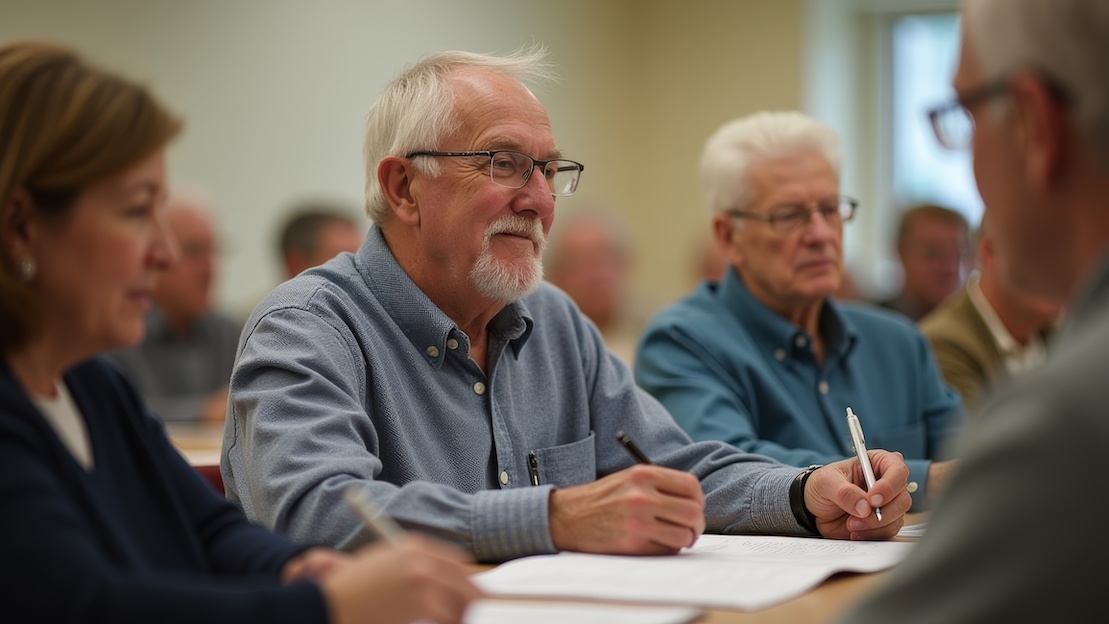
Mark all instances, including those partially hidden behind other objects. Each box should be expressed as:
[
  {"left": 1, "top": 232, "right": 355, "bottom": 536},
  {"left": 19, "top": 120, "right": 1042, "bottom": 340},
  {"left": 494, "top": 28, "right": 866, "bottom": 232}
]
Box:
[
  {"left": 362, "top": 46, "right": 556, "bottom": 223},
  {"left": 966, "top": 0, "right": 1109, "bottom": 167},
  {"left": 699, "top": 111, "right": 840, "bottom": 216}
]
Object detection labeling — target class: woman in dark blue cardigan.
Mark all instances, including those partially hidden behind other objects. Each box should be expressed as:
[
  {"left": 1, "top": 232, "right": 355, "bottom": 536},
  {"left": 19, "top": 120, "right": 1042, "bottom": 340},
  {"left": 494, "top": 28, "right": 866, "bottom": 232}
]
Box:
[{"left": 0, "top": 42, "right": 478, "bottom": 624}]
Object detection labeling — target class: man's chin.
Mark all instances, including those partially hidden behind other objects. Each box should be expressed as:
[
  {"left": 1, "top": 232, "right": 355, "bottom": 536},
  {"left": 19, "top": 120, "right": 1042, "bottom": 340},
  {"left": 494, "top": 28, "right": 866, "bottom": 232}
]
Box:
[{"left": 470, "top": 257, "right": 544, "bottom": 302}]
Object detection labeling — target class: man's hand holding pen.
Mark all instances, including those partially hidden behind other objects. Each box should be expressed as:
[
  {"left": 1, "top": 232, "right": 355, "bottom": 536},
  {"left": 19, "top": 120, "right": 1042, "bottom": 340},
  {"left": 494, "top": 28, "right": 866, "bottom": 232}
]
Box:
[
  {"left": 804, "top": 452, "right": 912, "bottom": 541},
  {"left": 549, "top": 431, "right": 704, "bottom": 555},
  {"left": 548, "top": 463, "right": 706, "bottom": 555}
]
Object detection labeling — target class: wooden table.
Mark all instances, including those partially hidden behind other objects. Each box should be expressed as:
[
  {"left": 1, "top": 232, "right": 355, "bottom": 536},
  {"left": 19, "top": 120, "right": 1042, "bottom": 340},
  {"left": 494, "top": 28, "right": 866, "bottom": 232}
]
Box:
[{"left": 696, "top": 570, "right": 888, "bottom": 623}]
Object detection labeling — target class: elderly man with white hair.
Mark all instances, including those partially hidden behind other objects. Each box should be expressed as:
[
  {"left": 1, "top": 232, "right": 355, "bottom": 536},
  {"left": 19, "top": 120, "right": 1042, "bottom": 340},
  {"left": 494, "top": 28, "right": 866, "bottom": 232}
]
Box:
[
  {"left": 636, "top": 111, "right": 964, "bottom": 510},
  {"left": 222, "top": 49, "right": 915, "bottom": 564},
  {"left": 844, "top": 0, "right": 1109, "bottom": 621}
]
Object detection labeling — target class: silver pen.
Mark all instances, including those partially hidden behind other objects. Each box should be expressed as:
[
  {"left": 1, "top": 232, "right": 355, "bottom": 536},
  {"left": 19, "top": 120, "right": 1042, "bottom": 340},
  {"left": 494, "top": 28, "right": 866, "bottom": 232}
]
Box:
[
  {"left": 343, "top": 486, "right": 405, "bottom": 544},
  {"left": 846, "top": 407, "right": 882, "bottom": 522}
]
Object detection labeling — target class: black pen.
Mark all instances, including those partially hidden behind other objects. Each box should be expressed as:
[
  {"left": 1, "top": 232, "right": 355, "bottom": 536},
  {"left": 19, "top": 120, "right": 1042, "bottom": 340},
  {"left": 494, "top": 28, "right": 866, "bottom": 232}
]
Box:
[
  {"left": 527, "top": 451, "right": 540, "bottom": 486},
  {"left": 615, "top": 430, "right": 653, "bottom": 465}
]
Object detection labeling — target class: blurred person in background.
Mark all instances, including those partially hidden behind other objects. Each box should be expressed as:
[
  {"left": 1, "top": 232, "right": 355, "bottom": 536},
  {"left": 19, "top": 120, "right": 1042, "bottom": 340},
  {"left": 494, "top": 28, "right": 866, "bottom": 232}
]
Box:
[
  {"left": 109, "top": 193, "right": 240, "bottom": 422},
  {"left": 278, "top": 202, "right": 364, "bottom": 280},
  {"left": 913, "top": 217, "right": 1060, "bottom": 412},
  {"left": 920, "top": 215, "right": 1064, "bottom": 411},
  {"left": 880, "top": 203, "right": 972, "bottom": 321},
  {"left": 636, "top": 111, "right": 964, "bottom": 509},
  {"left": 0, "top": 41, "right": 478, "bottom": 624},
  {"left": 544, "top": 208, "right": 650, "bottom": 364}
]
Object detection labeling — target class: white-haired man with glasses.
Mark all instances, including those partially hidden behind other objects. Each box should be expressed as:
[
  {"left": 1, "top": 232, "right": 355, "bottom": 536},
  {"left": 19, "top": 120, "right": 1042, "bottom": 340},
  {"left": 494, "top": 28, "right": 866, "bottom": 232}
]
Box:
[
  {"left": 222, "top": 51, "right": 914, "bottom": 563},
  {"left": 637, "top": 111, "right": 963, "bottom": 511},
  {"left": 845, "top": 0, "right": 1109, "bottom": 621}
]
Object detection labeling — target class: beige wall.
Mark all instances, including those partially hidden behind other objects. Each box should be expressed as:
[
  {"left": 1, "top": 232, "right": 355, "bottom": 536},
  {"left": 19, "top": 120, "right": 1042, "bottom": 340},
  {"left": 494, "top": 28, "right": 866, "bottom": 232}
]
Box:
[
  {"left": 626, "top": 0, "right": 805, "bottom": 302},
  {"left": 0, "top": 0, "right": 805, "bottom": 314}
]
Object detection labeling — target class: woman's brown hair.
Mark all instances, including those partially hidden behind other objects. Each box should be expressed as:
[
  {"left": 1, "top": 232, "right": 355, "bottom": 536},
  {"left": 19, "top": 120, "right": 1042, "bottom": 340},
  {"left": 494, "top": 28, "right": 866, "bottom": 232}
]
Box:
[{"left": 0, "top": 41, "right": 182, "bottom": 353}]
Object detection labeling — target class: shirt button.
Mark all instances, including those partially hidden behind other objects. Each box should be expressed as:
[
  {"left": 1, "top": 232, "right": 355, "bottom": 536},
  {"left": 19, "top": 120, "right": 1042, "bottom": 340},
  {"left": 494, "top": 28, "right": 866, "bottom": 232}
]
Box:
[
  {"left": 473, "top": 382, "right": 486, "bottom": 395},
  {"left": 818, "top": 380, "right": 829, "bottom": 395},
  {"left": 794, "top": 335, "right": 807, "bottom": 348},
  {"left": 774, "top": 349, "right": 786, "bottom": 361},
  {"left": 499, "top": 471, "right": 509, "bottom": 485},
  {"left": 426, "top": 346, "right": 440, "bottom": 358},
  {"left": 447, "top": 338, "right": 459, "bottom": 350}
]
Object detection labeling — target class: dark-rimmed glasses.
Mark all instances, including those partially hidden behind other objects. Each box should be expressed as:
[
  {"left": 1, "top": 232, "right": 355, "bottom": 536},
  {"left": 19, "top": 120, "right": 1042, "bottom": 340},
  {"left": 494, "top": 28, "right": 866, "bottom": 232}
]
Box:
[
  {"left": 926, "top": 78, "right": 1011, "bottom": 150},
  {"left": 406, "top": 150, "right": 584, "bottom": 197},
  {"left": 725, "top": 195, "right": 858, "bottom": 233}
]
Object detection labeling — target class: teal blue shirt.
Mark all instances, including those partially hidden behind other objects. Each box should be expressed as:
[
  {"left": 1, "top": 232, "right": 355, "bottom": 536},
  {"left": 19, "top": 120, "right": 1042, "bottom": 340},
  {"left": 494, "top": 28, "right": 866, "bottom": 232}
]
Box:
[{"left": 636, "top": 268, "right": 964, "bottom": 508}]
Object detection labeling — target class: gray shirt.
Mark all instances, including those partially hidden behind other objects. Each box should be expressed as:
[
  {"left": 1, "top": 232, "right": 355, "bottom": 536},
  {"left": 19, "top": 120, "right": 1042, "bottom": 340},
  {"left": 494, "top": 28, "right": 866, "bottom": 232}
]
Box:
[
  {"left": 843, "top": 254, "right": 1109, "bottom": 623},
  {"left": 109, "top": 309, "right": 240, "bottom": 422},
  {"left": 222, "top": 225, "right": 805, "bottom": 563}
]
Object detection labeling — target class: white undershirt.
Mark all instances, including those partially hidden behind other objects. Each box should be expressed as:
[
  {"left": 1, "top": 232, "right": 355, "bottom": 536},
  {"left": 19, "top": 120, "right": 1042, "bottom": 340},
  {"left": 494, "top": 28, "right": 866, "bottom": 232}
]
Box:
[
  {"left": 967, "top": 274, "right": 1048, "bottom": 375},
  {"left": 32, "top": 381, "right": 94, "bottom": 471}
]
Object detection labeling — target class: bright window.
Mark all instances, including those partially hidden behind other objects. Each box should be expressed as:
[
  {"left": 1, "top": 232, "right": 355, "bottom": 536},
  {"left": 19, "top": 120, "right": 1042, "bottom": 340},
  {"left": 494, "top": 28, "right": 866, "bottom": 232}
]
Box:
[{"left": 890, "top": 12, "right": 982, "bottom": 226}]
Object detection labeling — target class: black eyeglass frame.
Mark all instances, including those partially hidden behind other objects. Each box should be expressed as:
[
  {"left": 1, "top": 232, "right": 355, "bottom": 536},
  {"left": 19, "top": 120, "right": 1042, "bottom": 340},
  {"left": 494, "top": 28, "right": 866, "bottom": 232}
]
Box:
[
  {"left": 926, "top": 78, "right": 1011, "bottom": 150},
  {"left": 926, "top": 74, "right": 1070, "bottom": 150},
  {"left": 723, "top": 195, "right": 859, "bottom": 233},
  {"left": 405, "top": 149, "right": 585, "bottom": 196}
]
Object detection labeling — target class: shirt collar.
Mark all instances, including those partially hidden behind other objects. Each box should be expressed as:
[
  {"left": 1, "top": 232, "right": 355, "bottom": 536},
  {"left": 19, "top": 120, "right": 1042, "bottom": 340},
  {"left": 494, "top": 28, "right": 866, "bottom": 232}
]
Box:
[
  {"left": 966, "top": 272, "right": 1047, "bottom": 371},
  {"left": 355, "top": 224, "right": 535, "bottom": 369},
  {"left": 716, "top": 266, "right": 858, "bottom": 362},
  {"left": 966, "top": 273, "right": 1021, "bottom": 356}
]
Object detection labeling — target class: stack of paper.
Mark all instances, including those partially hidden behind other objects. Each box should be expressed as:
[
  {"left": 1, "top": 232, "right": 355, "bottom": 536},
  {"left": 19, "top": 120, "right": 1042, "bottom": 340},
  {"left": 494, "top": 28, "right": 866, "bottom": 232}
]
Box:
[{"left": 475, "top": 534, "right": 915, "bottom": 611}]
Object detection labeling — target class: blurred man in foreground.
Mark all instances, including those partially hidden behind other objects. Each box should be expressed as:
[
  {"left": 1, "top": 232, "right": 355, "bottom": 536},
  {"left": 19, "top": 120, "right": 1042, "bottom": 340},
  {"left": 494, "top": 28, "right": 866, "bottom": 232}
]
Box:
[{"left": 845, "top": 0, "right": 1109, "bottom": 620}]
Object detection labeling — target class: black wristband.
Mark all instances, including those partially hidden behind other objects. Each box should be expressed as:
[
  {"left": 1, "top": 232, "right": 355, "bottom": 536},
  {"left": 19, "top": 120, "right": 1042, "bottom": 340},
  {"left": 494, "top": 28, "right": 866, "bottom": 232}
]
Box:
[{"left": 790, "top": 465, "right": 822, "bottom": 535}]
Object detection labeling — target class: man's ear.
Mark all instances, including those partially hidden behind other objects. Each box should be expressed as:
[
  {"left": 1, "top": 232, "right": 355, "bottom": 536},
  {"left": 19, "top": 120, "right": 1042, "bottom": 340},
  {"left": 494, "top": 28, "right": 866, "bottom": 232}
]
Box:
[
  {"left": 1, "top": 188, "right": 38, "bottom": 263},
  {"left": 378, "top": 156, "right": 420, "bottom": 227},
  {"left": 1011, "top": 71, "right": 1069, "bottom": 192},
  {"left": 712, "top": 213, "right": 744, "bottom": 267}
]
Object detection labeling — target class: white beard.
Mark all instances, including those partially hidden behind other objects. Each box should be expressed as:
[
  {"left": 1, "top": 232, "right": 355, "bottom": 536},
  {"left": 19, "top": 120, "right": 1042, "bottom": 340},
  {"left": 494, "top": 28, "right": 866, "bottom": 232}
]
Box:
[{"left": 470, "top": 215, "right": 547, "bottom": 302}]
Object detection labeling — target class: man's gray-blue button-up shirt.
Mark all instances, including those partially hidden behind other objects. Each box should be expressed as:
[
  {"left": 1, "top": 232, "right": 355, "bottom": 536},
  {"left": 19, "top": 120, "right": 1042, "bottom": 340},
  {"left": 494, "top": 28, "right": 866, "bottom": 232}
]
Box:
[{"left": 222, "top": 225, "right": 805, "bottom": 562}]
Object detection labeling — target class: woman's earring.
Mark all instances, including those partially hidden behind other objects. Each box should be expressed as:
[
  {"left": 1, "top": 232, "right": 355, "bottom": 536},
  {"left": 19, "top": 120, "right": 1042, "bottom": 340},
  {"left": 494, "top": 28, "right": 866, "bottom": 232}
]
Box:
[{"left": 17, "top": 257, "right": 36, "bottom": 282}]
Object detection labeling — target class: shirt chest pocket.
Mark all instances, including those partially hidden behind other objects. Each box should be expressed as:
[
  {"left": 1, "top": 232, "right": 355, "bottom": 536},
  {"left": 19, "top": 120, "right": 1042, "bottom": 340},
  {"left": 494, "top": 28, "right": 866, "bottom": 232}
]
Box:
[{"left": 530, "top": 432, "right": 596, "bottom": 487}]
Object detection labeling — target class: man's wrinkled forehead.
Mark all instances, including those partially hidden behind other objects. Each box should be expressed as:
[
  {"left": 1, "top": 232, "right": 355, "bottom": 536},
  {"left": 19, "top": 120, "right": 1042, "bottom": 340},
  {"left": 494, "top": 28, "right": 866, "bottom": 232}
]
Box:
[{"left": 446, "top": 70, "right": 556, "bottom": 153}]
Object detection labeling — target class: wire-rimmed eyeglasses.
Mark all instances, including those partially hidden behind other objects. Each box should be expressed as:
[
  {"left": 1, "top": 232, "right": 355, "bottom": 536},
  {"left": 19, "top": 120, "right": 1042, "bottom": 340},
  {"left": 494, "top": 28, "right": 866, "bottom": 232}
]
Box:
[
  {"left": 724, "top": 195, "right": 858, "bottom": 233},
  {"left": 406, "top": 150, "right": 585, "bottom": 197}
]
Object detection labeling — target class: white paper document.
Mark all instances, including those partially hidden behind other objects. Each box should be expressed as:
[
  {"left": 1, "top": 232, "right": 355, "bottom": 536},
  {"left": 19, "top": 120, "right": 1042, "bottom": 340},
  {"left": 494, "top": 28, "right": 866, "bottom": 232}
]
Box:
[
  {"left": 465, "top": 600, "right": 702, "bottom": 624},
  {"left": 475, "top": 534, "right": 915, "bottom": 611},
  {"left": 897, "top": 521, "right": 928, "bottom": 538}
]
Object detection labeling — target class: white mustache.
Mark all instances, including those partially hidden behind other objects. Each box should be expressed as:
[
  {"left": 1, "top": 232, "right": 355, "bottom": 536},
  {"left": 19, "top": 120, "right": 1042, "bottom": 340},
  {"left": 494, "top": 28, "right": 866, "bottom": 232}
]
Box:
[{"left": 484, "top": 216, "right": 546, "bottom": 252}]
